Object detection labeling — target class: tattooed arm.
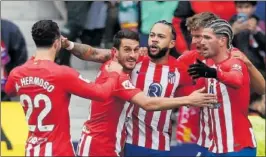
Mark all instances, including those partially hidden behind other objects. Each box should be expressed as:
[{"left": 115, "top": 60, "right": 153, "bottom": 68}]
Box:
[
  {"left": 62, "top": 37, "right": 112, "bottom": 63},
  {"left": 70, "top": 43, "right": 112, "bottom": 63}
]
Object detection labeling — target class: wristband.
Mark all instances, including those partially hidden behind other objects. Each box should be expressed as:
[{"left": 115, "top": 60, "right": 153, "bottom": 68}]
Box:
[{"left": 66, "top": 41, "right": 74, "bottom": 50}]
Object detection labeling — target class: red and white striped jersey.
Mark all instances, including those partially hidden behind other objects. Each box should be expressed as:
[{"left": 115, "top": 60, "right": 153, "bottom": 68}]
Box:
[
  {"left": 126, "top": 56, "right": 191, "bottom": 151},
  {"left": 4, "top": 59, "right": 120, "bottom": 157},
  {"left": 197, "top": 58, "right": 257, "bottom": 153},
  {"left": 78, "top": 61, "right": 141, "bottom": 156}
]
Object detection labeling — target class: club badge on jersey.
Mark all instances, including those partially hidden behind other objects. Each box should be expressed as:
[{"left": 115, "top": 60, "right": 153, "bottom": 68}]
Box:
[{"left": 168, "top": 72, "right": 176, "bottom": 84}]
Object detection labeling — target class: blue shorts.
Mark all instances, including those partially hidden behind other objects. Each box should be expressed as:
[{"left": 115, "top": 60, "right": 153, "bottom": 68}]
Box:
[
  {"left": 169, "top": 143, "right": 210, "bottom": 156},
  {"left": 207, "top": 147, "right": 257, "bottom": 157},
  {"left": 124, "top": 143, "right": 170, "bottom": 157}
]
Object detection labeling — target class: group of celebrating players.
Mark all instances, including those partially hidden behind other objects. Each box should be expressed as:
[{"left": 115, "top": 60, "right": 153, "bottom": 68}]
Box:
[{"left": 5, "top": 11, "right": 265, "bottom": 157}]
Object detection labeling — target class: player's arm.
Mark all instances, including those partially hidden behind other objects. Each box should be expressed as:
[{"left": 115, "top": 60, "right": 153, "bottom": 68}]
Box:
[
  {"left": 61, "top": 67, "right": 119, "bottom": 101},
  {"left": 232, "top": 51, "right": 265, "bottom": 94},
  {"left": 130, "top": 87, "right": 215, "bottom": 111},
  {"left": 246, "top": 64, "right": 265, "bottom": 94},
  {"left": 177, "top": 61, "right": 194, "bottom": 86},
  {"left": 176, "top": 50, "right": 194, "bottom": 64},
  {"left": 215, "top": 61, "right": 245, "bottom": 89},
  {"left": 113, "top": 79, "right": 215, "bottom": 111},
  {"left": 61, "top": 37, "right": 112, "bottom": 63},
  {"left": 4, "top": 70, "right": 17, "bottom": 97},
  {"left": 188, "top": 59, "right": 244, "bottom": 89}
]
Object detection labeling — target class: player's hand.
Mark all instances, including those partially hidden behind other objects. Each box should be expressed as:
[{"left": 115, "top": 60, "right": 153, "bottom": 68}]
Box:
[
  {"left": 61, "top": 35, "right": 71, "bottom": 49},
  {"left": 188, "top": 87, "right": 217, "bottom": 107},
  {"left": 188, "top": 59, "right": 217, "bottom": 79},
  {"left": 105, "top": 61, "right": 123, "bottom": 74},
  {"left": 231, "top": 50, "right": 252, "bottom": 67},
  {"left": 139, "top": 47, "right": 148, "bottom": 56}
]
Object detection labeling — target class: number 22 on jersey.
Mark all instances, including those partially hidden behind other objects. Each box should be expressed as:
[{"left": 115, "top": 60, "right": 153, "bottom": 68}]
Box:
[{"left": 20, "top": 94, "right": 54, "bottom": 132}]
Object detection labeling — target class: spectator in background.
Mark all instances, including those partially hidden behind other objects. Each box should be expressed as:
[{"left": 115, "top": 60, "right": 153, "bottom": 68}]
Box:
[
  {"left": 172, "top": 1, "right": 236, "bottom": 54},
  {"left": 81, "top": 1, "right": 108, "bottom": 48},
  {"left": 103, "top": 1, "right": 120, "bottom": 49},
  {"left": 56, "top": 1, "right": 91, "bottom": 66},
  {"left": 1, "top": 19, "right": 28, "bottom": 101},
  {"left": 118, "top": 1, "right": 138, "bottom": 32},
  {"left": 255, "top": 1, "right": 265, "bottom": 31},
  {"left": 230, "top": 1, "right": 266, "bottom": 117},
  {"left": 139, "top": 1, "right": 180, "bottom": 58}
]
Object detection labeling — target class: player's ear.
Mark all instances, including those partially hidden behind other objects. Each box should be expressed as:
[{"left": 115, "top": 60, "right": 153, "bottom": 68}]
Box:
[
  {"left": 169, "top": 40, "right": 175, "bottom": 49},
  {"left": 218, "top": 36, "right": 227, "bottom": 47},
  {"left": 112, "top": 47, "right": 119, "bottom": 58},
  {"left": 53, "top": 39, "right": 59, "bottom": 49}
]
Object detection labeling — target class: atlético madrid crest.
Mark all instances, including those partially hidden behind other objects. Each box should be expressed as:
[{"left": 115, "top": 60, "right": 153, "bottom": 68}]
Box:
[{"left": 168, "top": 72, "right": 176, "bottom": 84}]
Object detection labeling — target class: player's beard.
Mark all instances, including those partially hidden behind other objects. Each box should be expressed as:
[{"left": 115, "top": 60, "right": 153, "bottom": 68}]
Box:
[
  {"left": 117, "top": 58, "right": 136, "bottom": 73},
  {"left": 148, "top": 46, "right": 168, "bottom": 59}
]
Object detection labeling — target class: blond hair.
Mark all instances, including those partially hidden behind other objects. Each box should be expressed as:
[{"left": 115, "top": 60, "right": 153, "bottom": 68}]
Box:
[{"left": 186, "top": 12, "right": 219, "bottom": 31}]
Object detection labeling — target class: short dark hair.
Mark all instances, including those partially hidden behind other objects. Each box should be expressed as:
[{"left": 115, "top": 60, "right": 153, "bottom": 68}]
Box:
[
  {"left": 113, "top": 30, "right": 139, "bottom": 49},
  {"left": 31, "top": 20, "right": 60, "bottom": 47},
  {"left": 250, "top": 14, "right": 260, "bottom": 23},
  {"left": 186, "top": 12, "right": 220, "bottom": 31},
  {"left": 153, "top": 20, "right": 176, "bottom": 40},
  {"left": 235, "top": 1, "right": 257, "bottom": 6}
]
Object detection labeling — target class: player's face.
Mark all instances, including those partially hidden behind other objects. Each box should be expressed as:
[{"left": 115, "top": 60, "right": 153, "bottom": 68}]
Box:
[
  {"left": 200, "top": 28, "right": 220, "bottom": 59},
  {"left": 148, "top": 23, "right": 175, "bottom": 59},
  {"left": 191, "top": 28, "right": 204, "bottom": 54},
  {"left": 116, "top": 39, "right": 140, "bottom": 72}
]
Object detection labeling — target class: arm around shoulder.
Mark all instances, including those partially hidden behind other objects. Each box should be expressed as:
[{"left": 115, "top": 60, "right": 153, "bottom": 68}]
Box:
[
  {"left": 62, "top": 38, "right": 112, "bottom": 63},
  {"left": 130, "top": 88, "right": 215, "bottom": 111},
  {"left": 60, "top": 66, "right": 120, "bottom": 101}
]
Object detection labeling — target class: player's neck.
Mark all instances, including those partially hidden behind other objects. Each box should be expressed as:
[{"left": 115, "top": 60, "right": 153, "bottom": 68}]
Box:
[
  {"left": 150, "top": 54, "right": 169, "bottom": 65},
  {"left": 34, "top": 48, "right": 56, "bottom": 61},
  {"left": 212, "top": 47, "right": 230, "bottom": 64}
]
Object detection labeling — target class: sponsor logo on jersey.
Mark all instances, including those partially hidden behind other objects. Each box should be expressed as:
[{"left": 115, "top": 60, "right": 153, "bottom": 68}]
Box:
[
  {"left": 148, "top": 83, "right": 162, "bottom": 97},
  {"left": 231, "top": 64, "right": 242, "bottom": 72}
]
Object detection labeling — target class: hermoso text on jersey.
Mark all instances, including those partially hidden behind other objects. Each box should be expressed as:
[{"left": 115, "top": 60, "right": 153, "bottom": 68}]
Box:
[{"left": 20, "top": 77, "right": 55, "bottom": 92}]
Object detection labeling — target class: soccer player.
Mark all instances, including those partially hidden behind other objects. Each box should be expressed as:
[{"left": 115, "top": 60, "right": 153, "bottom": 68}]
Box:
[
  {"left": 175, "top": 12, "right": 265, "bottom": 156},
  {"left": 75, "top": 30, "right": 217, "bottom": 156},
  {"left": 188, "top": 19, "right": 257, "bottom": 156},
  {"left": 62, "top": 20, "right": 202, "bottom": 156},
  {"left": 62, "top": 15, "right": 264, "bottom": 156},
  {"left": 178, "top": 12, "right": 265, "bottom": 95},
  {"left": 4, "top": 20, "right": 123, "bottom": 156},
  {"left": 178, "top": 12, "right": 265, "bottom": 153}
]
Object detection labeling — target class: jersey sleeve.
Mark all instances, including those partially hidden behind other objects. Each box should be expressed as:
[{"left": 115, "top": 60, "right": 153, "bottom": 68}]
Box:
[
  {"left": 176, "top": 61, "right": 194, "bottom": 86},
  {"left": 4, "top": 69, "right": 17, "bottom": 97},
  {"left": 195, "top": 78, "right": 206, "bottom": 90},
  {"left": 177, "top": 51, "right": 194, "bottom": 65},
  {"left": 216, "top": 59, "right": 246, "bottom": 89},
  {"left": 175, "top": 85, "right": 196, "bottom": 97},
  {"left": 112, "top": 76, "right": 141, "bottom": 101},
  {"left": 60, "top": 66, "right": 119, "bottom": 101}
]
